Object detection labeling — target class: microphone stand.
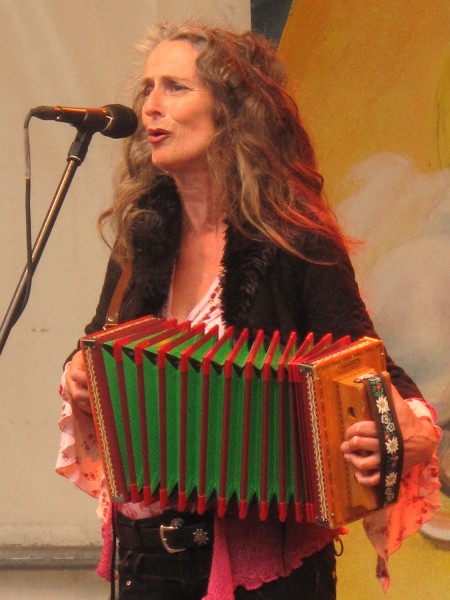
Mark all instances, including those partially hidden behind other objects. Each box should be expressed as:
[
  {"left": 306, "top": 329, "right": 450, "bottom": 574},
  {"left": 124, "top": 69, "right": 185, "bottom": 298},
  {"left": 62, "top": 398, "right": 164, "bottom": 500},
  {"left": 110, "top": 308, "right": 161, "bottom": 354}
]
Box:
[{"left": 0, "top": 128, "right": 94, "bottom": 356}]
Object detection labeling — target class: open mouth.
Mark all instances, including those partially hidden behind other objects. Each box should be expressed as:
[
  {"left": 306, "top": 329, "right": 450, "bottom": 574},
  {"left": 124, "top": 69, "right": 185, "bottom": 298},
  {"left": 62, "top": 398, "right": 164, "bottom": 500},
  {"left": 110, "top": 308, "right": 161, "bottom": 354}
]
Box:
[{"left": 148, "top": 128, "right": 170, "bottom": 143}]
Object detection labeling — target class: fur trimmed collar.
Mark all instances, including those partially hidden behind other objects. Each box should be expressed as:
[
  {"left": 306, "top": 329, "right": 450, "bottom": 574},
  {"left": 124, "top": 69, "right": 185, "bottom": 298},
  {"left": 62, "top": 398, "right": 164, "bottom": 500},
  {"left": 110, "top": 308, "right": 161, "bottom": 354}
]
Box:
[{"left": 119, "top": 180, "right": 275, "bottom": 328}]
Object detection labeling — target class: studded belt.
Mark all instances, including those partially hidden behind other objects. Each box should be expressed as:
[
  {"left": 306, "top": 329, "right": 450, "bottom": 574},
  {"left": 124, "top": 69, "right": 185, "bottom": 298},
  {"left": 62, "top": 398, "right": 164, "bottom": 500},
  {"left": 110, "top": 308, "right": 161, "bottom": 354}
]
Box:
[{"left": 116, "top": 510, "right": 214, "bottom": 554}]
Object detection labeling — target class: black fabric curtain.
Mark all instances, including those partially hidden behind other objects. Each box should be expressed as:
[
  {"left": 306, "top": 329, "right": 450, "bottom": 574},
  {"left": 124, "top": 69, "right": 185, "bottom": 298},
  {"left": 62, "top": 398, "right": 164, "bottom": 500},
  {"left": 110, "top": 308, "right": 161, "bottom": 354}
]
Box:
[{"left": 251, "top": 0, "right": 294, "bottom": 44}]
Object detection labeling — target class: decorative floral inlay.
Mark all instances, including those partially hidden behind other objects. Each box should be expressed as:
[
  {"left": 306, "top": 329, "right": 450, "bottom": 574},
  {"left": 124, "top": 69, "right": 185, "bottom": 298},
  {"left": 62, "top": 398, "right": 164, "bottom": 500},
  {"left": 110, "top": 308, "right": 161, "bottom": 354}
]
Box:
[{"left": 356, "top": 373, "right": 403, "bottom": 506}]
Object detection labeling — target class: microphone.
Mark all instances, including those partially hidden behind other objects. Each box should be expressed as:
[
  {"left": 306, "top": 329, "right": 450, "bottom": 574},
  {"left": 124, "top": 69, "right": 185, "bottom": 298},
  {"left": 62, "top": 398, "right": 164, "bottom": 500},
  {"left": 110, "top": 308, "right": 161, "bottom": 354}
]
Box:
[{"left": 30, "top": 104, "right": 138, "bottom": 139}]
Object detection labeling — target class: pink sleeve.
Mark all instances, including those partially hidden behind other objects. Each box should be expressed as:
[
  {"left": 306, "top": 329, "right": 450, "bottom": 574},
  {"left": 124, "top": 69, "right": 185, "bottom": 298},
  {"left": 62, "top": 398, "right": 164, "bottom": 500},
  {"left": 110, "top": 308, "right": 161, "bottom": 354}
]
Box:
[
  {"left": 55, "top": 364, "right": 110, "bottom": 522},
  {"left": 363, "top": 397, "right": 442, "bottom": 591}
]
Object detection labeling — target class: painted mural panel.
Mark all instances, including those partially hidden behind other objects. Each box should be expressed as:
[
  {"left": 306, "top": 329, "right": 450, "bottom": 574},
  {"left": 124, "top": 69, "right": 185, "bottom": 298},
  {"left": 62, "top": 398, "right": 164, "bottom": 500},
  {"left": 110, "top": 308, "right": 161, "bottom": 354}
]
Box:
[{"left": 277, "top": 1, "right": 450, "bottom": 598}]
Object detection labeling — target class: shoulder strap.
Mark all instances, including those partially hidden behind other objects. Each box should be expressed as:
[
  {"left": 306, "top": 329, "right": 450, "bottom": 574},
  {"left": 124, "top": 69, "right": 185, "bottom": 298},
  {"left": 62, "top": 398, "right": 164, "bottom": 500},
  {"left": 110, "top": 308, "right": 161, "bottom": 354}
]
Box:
[{"left": 104, "top": 263, "right": 132, "bottom": 328}]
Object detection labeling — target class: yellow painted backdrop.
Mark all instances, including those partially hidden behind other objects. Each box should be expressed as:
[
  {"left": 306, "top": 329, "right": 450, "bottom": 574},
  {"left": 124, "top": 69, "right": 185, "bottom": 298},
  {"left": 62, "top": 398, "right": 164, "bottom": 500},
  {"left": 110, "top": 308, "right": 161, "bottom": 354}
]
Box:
[{"left": 279, "top": 2, "right": 450, "bottom": 599}]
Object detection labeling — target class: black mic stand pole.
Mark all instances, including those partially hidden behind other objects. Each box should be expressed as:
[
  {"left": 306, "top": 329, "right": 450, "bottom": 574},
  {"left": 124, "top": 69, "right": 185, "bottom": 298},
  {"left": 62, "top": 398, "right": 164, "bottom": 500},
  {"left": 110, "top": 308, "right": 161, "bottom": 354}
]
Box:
[{"left": 0, "top": 129, "right": 94, "bottom": 356}]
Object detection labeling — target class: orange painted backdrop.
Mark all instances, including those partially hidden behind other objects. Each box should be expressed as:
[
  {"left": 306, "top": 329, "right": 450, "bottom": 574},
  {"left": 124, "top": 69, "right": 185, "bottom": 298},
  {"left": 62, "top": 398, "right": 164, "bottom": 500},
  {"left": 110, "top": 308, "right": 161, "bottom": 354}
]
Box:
[{"left": 279, "top": 2, "right": 450, "bottom": 598}]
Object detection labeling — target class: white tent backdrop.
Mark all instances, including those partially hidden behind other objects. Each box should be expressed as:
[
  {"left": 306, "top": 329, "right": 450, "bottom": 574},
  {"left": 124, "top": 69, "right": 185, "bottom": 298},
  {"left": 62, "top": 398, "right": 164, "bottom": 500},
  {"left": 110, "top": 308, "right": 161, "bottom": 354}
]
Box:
[{"left": 0, "top": 0, "right": 249, "bottom": 548}]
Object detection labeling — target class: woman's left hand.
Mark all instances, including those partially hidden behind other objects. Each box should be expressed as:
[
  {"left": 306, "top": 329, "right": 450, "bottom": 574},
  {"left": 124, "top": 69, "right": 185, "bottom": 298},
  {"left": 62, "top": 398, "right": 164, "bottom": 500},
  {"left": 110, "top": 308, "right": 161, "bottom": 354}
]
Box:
[
  {"left": 341, "top": 385, "right": 439, "bottom": 488},
  {"left": 340, "top": 419, "right": 381, "bottom": 487}
]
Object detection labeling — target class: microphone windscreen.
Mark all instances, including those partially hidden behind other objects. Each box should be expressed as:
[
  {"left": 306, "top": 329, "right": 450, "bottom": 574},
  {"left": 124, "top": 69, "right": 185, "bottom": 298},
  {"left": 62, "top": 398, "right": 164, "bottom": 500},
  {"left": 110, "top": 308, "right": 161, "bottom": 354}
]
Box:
[{"left": 103, "top": 104, "right": 139, "bottom": 139}]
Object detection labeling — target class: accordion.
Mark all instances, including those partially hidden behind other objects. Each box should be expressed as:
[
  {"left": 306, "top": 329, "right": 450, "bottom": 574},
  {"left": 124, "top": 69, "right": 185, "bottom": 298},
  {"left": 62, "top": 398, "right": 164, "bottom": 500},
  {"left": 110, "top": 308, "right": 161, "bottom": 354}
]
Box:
[{"left": 81, "top": 315, "right": 403, "bottom": 529}]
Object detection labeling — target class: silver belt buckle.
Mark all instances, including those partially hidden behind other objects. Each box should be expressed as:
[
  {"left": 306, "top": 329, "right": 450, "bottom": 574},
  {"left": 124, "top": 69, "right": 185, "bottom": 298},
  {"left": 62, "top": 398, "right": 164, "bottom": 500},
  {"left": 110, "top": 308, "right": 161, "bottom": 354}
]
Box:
[{"left": 159, "top": 518, "right": 186, "bottom": 554}]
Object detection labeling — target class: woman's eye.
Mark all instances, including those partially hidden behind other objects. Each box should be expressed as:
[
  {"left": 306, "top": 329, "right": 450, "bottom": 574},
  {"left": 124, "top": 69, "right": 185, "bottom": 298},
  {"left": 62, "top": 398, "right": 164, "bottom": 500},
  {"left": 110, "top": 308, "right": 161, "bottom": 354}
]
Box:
[
  {"left": 141, "top": 80, "right": 189, "bottom": 97},
  {"left": 168, "top": 82, "right": 186, "bottom": 92},
  {"left": 142, "top": 85, "right": 153, "bottom": 97}
]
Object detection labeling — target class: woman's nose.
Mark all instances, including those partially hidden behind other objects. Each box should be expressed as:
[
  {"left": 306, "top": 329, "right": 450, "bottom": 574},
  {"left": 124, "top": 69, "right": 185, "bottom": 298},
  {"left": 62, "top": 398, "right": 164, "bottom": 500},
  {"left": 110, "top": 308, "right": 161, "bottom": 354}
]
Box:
[{"left": 142, "top": 88, "right": 163, "bottom": 117}]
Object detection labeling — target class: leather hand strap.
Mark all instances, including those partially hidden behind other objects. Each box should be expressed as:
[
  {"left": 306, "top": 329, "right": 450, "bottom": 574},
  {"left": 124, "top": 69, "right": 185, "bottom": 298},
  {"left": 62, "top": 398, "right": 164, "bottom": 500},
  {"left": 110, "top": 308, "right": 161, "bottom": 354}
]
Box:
[
  {"left": 361, "top": 372, "right": 404, "bottom": 506},
  {"left": 104, "top": 263, "right": 132, "bottom": 328}
]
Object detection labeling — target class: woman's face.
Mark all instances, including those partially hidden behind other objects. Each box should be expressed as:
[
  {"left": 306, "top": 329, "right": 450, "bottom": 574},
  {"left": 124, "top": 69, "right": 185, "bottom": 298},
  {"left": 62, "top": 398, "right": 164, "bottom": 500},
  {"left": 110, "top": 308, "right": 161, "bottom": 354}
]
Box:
[{"left": 141, "top": 39, "right": 216, "bottom": 178}]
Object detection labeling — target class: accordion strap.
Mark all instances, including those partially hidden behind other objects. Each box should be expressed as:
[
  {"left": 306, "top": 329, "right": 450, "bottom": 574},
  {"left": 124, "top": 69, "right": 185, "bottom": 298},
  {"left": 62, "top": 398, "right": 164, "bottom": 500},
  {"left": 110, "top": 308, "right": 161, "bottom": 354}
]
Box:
[
  {"left": 360, "top": 372, "right": 404, "bottom": 507},
  {"left": 104, "top": 263, "right": 132, "bottom": 328}
]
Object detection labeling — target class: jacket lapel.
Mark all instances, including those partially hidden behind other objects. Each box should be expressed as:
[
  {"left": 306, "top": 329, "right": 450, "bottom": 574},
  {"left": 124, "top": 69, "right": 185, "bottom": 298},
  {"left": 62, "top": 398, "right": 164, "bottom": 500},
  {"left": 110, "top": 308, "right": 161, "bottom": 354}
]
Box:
[{"left": 221, "top": 225, "right": 275, "bottom": 330}]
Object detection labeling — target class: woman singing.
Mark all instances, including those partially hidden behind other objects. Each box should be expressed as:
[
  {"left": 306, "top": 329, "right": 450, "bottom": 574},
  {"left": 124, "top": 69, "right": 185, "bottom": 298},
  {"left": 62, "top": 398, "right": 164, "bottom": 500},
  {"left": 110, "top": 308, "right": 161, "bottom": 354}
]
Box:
[{"left": 57, "top": 22, "right": 441, "bottom": 600}]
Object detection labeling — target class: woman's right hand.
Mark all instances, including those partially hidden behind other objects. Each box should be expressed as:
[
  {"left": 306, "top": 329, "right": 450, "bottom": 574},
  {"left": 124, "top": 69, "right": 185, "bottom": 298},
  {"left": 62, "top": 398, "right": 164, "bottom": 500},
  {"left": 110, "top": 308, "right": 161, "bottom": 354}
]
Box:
[{"left": 64, "top": 350, "right": 92, "bottom": 413}]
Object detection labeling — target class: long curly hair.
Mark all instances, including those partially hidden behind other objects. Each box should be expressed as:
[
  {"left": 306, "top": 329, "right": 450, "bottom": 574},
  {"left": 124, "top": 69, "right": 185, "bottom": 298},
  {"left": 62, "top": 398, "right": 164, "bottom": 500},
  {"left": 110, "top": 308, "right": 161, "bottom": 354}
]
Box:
[{"left": 100, "top": 22, "right": 348, "bottom": 264}]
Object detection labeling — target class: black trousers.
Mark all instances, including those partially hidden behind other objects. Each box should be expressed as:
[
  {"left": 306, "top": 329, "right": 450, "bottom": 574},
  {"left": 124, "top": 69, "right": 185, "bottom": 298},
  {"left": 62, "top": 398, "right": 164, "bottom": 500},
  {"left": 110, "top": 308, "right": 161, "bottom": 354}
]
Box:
[{"left": 115, "top": 513, "right": 337, "bottom": 600}]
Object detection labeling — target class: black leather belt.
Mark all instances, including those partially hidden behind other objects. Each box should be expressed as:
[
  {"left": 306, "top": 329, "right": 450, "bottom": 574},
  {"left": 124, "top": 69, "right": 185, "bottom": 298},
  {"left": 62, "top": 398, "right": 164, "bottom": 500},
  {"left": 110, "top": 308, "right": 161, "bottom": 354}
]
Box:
[{"left": 116, "top": 511, "right": 214, "bottom": 554}]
